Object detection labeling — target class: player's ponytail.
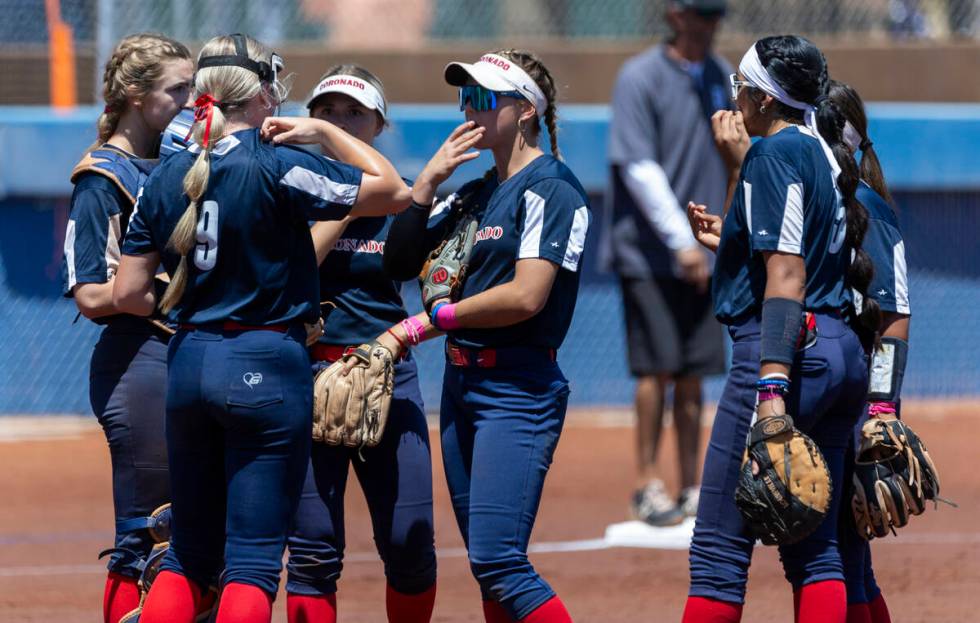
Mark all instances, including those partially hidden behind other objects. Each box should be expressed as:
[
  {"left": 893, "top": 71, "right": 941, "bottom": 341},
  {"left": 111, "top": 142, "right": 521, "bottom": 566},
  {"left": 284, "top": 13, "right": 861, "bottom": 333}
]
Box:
[
  {"left": 492, "top": 49, "right": 562, "bottom": 160},
  {"left": 756, "top": 36, "right": 879, "bottom": 342},
  {"left": 828, "top": 80, "right": 894, "bottom": 206},
  {"left": 160, "top": 34, "right": 276, "bottom": 314},
  {"left": 93, "top": 33, "right": 190, "bottom": 151}
]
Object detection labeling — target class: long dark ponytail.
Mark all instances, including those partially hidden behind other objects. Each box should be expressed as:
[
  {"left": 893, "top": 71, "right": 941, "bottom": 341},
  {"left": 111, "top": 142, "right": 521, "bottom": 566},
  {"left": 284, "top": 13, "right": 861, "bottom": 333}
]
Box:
[
  {"left": 755, "top": 35, "right": 880, "bottom": 341},
  {"left": 828, "top": 79, "right": 894, "bottom": 206}
]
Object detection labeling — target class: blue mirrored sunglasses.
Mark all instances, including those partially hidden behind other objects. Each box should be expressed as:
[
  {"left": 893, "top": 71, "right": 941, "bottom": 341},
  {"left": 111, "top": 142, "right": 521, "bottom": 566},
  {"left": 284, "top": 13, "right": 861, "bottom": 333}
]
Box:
[{"left": 458, "top": 85, "right": 524, "bottom": 112}]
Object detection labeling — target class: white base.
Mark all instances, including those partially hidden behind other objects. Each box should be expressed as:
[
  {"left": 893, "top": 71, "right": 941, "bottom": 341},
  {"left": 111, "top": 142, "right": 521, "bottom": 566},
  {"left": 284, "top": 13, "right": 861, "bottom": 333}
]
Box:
[{"left": 603, "top": 517, "right": 696, "bottom": 550}]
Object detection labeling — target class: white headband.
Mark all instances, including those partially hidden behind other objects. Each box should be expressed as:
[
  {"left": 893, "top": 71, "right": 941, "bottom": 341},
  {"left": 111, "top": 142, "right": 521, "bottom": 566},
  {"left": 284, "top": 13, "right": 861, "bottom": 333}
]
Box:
[
  {"left": 444, "top": 54, "right": 548, "bottom": 118},
  {"left": 738, "top": 43, "right": 840, "bottom": 181},
  {"left": 306, "top": 75, "right": 387, "bottom": 120},
  {"left": 843, "top": 121, "right": 862, "bottom": 153}
]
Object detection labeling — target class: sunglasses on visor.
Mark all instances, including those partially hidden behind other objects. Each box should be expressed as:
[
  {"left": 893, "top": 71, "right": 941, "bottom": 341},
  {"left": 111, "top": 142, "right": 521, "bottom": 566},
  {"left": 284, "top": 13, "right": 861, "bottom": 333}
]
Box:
[{"left": 458, "top": 85, "right": 524, "bottom": 112}]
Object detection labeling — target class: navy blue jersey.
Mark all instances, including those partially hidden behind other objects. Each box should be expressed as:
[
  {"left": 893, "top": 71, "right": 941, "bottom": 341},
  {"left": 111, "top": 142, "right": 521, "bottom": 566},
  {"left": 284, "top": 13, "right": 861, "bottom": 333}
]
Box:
[
  {"left": 64, "top": 172, "right": 130, "bottom": 295},
  {"left": 428, "top": 155, "right": 591, "bottom": 349},
  {"left": 713, "top": 126, "right": 851, "bottom": 324},
  {"left": 857, "top": 182, "right": 910, "bottom": 315},
  {"left": 318, "top": 214, "right": 407, "bottom": 343},
  {"left": 122, "top": 128, "right": 363, "bottom": 326}
]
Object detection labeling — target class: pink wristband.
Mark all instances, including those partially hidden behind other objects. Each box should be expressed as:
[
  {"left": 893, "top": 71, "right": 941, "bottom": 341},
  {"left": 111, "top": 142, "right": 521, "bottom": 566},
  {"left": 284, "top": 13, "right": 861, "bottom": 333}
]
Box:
[
  {"left": 399, "top": 317, "right": 426, "bottom": 346},
  {"left": 868, "top": 401, "right": 897, "bottom": 417},
  {"left": 434, "top": 303, "right": 461, "bottom": 331},
  {"left": 757, "top": 390, "right": 782, "bottom": 402}
]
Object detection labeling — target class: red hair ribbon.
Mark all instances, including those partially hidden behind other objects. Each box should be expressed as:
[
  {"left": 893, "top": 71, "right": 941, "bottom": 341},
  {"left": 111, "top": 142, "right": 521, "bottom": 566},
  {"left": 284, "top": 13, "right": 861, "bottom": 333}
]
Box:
[
  {"left": 187, "top": 93, "right": 221, "bottom": 148},
  {"left": 103, "top": 105, "right": 114, "bottom": 114}
]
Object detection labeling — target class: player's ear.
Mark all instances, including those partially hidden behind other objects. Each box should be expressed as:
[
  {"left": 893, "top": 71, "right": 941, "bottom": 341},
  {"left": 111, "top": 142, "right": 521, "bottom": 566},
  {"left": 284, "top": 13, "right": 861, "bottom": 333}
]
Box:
[{"left": 518, "top": 101, "right": 537, "bottom": 126}]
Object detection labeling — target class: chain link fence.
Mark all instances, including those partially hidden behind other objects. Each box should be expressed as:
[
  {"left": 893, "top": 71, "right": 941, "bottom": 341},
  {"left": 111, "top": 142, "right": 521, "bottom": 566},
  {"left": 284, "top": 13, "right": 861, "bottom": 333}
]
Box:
[{"left": 2, "top": 0, "right": 978, "bottom": 103}]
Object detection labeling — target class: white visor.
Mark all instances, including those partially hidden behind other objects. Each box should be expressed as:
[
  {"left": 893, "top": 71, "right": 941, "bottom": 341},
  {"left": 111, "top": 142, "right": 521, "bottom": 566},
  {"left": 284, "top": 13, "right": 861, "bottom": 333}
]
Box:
[
  {"left": 306, "top": 75, "right": 387, "bottom": 120},
  {"left": 445, "top": 54, "right": 548, "bottom": 117}
]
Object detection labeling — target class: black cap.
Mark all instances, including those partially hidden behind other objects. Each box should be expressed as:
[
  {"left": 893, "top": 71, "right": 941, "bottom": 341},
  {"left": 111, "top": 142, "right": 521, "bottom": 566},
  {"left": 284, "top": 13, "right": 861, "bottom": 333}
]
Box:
[{"left": 671, "top": 0, "right": 727, "bottom": 16}]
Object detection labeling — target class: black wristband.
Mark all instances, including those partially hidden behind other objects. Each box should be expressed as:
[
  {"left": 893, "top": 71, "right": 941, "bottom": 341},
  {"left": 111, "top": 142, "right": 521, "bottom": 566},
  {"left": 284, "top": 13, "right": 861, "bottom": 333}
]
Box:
[
  {"left": 760, "top": 297, "right": 803, "bottom": 365},
  {"left": 410, "top": 199, "right": 433, "bottom": 211}
]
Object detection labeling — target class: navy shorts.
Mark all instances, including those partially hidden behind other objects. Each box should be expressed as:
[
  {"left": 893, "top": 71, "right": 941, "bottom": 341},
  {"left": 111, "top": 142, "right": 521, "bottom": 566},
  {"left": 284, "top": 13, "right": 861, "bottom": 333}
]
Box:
[{"left": 620, "top": 276, "right": 726, "bottom": 378}]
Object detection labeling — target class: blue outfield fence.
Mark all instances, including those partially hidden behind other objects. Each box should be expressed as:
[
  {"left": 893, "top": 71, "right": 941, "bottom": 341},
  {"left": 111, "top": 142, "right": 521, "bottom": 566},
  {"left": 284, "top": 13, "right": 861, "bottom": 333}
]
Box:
[{"left": 1, "top": 105, "right": 978, "bottom": 414}]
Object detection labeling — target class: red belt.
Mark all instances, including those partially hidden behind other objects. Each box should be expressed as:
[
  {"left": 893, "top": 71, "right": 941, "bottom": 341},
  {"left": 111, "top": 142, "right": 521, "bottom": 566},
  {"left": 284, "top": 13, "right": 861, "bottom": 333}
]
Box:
[
  {"left": 179, "top": 321, "right": 287, "bottom": 333},
  {"left": 310, "top": 343, "right": 356, "bottom": 363},
  {"left": 446, "top": 344, "right": 556, "bottom": 368},
  {"left": 310, "top": 343, "right": 407, "bottom": 363}
]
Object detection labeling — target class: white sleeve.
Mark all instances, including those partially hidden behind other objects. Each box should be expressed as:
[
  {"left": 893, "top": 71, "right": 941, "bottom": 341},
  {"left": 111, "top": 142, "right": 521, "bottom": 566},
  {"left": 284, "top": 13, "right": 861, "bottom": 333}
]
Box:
[{"left": 623, "top": 159, "right": 697, "bottom": 252}]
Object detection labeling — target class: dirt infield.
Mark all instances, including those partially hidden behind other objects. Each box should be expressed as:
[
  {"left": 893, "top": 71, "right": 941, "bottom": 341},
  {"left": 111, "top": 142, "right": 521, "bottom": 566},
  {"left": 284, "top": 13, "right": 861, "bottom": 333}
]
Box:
[{"left": 1, "top": 400, "right": 977, "bottom": 622}]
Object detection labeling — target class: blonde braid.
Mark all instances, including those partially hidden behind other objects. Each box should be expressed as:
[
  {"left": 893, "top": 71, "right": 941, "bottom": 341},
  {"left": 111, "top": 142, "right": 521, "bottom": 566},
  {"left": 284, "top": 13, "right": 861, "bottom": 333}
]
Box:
[
  {"left": 159, "top": 34, "right": 274, "bottom": 313},
  {"left": 493, "top": 48, "right": 562, "bottom": 160}
]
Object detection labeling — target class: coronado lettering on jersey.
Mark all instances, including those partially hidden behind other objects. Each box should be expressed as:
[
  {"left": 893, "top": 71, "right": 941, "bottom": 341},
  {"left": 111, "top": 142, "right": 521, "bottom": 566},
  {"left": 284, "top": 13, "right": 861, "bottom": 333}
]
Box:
[
  {"left": 481, "top": 55, "right": 511, "bottom": 71},
  {"left": 319, "top": 77, "right": 366, "bottom": 90},
  {"left": 475, "top": 226, "right": 504, "bottom": 243},
  {"left": 333, "top": 238, "right": 385, "bottom": 254}
]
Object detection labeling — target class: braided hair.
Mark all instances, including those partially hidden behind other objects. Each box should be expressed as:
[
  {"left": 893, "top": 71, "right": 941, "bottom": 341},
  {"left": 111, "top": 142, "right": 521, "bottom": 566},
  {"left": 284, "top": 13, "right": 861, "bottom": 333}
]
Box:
[
  {"left": 828, "top": 80, "right": 894, "bottom": 206},
  {"left": 754, "top": 35, "right": 880, "bottom": 341},
  {"left": 95, "top": 33, "right": 190, "bottom": 149},
  {"left": 492, "top": 48, "right": 562, "bottom": 160}
]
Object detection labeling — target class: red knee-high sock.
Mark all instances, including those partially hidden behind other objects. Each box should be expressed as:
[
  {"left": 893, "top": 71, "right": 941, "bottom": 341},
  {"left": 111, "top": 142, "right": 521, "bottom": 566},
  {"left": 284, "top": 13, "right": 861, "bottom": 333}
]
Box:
[
  {"left": 140, "top": 570, "right": 204, "bottom": 623},
  {"left": 215, "top": 582, "right": 273, "bottom": 623},
  {"left": 681, "top": 596, "right": 743, "bottom": 623},
  {"left": 867, "top": 594, "right": 891, "bottom": 623},
  {"left": 483, "top": 600, "right": 514, "bottom": 623},
  {"left": 520, "top": 596, "right": 573, "bottom": 622},
  {"left": 103, "top": 572, "right": 141, "bottom": 623},
  {"left": 286, "top": 593, "right": 338, "bottom": 623},
  {"left": 845, "top": 603, "right": 872, "bottom": 623},
  {"left": 386, "top": 583, "right": 436, "bottom": 623},
  {"left": 794, "top": 580, "right": 847, "bottom": 623}
]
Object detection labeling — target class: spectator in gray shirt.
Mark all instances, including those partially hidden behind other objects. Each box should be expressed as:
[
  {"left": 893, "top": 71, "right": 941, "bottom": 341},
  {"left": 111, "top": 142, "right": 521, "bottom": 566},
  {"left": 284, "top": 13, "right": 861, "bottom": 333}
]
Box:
[{"left": 601, "top": 0, "right": 731, "bottom": 526}]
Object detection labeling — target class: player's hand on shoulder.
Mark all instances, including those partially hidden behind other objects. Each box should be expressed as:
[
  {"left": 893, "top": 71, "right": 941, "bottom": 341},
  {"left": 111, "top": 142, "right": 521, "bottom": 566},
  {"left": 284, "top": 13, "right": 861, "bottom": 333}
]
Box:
[
  {"left": 711, "top": 110, "right": 750, "bottom": 173},
  {"left": 414, "top": 121, "right": 485, "bottom": 204},
  {"left": 674, "top": 245, "right": 710, "bottom": 292},
  {"left": 261, "top": 116, "right": 329, "bottom": 146},
  {"left": 687, "top": 202, "right": 722, "bottom": 252}
]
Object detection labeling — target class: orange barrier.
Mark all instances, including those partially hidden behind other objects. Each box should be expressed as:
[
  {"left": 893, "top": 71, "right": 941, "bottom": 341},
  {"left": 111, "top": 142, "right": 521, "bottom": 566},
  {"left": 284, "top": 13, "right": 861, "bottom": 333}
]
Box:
[{"left": 45, "top": 0, "right": 77, "bottom": 109}]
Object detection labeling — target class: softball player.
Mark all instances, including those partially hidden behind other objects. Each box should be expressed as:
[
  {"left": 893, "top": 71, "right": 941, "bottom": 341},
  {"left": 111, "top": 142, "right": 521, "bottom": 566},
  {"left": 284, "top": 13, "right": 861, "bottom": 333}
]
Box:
[
  {"left": 384, "top": 49, "right": 590, "bottom": 623},
  {"left": 680, "top": 36, "right": 877, "bottom": 623},
  {"left": 111, "top": 34, "right": 410, "bottom": 623},
  {"left": 284, "top": 65, "right": 437, "bottom": 623},
  {"left": 60, "top": 33, "right": 192, "bottom": 623},
  {"left": 830, "top": 79, "right": 907, "bottom": 623}
]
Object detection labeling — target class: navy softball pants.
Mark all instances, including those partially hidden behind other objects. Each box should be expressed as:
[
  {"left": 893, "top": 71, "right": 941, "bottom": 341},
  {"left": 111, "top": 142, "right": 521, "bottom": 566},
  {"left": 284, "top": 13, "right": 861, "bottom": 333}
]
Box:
[
  {"left": 90, "top": 321, "right": 170, "bottom": 578},
  {"left": 160, "top": 326, "right": 312, "bottom": 596},
  {"left": 440, "top": 350, "right": 570, "bottom": 620},
  {"left": 688, "top": 313, "right": 868, "bottom": 603},
  {"left": 839, "top": 407, "right": 882, "bottom": 605},
  {"left": 286, "top": 353, "right": 436, "bottom": 596}
]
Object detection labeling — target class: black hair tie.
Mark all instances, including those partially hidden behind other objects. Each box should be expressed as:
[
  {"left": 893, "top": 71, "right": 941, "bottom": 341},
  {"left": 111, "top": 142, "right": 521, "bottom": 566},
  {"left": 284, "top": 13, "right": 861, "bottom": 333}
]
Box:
[
  {"left": 860, "top": 139, "right": 873, "bottom": 151},
  {"left": 813, "top": 94, "right": 829, "bottom": 106}
]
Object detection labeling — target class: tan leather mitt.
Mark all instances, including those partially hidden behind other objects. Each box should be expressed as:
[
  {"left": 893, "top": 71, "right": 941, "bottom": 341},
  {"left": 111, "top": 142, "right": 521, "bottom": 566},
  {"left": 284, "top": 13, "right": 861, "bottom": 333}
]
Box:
[
  {"left": 734, "top": 414, "right": 832, "bottom": 545},
  {"left": 312, "top": 340, "right": 395, "bottom": 448}
]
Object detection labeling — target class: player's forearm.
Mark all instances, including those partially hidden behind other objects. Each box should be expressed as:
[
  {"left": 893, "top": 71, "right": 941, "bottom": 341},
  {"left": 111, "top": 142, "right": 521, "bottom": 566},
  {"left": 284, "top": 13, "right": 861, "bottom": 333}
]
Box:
[
  {"left": 758, "top": 252, "right": 806, "bottom": 397},
  {"left": 311, "top": 217, "right": 353, "bottom": 265},
  {"left": 112, "top": 254, "right": 159, "bottom": 317},
  {"left": 880, "top": 312, "right": 910, "bottom": 342},
  {"left": 72, "top": 281, "right": 118, "bottom": 319},
  {"left": 315, "top": 121, "right": 411, "bottom": 213},
  {"left": 383, "top": 202, "right": 434, "bottom": 280}
]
